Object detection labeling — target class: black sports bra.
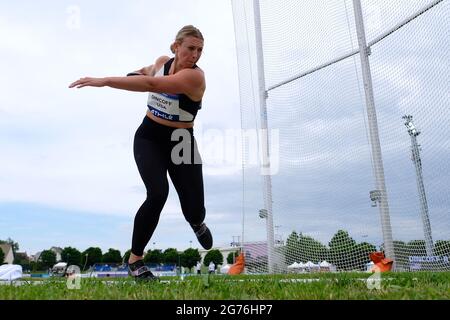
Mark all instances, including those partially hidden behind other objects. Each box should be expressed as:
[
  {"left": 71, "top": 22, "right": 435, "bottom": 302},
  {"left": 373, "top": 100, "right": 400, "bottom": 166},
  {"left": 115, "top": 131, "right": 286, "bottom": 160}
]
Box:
[{"left": 146, "top": 58, "right": 202, "bottom": 122}]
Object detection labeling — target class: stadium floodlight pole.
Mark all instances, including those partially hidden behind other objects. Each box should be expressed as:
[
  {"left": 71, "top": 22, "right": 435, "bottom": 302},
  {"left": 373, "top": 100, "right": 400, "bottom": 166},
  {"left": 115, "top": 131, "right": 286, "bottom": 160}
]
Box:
[
  {"left": 403, "top": 115, "right": 434, "bottom": 256},
  {"left": 253, "top": 0, "right": 275, "bottom": 274},
  {"left": 353, "top": 0, "right": 395, "bottom": 263}
]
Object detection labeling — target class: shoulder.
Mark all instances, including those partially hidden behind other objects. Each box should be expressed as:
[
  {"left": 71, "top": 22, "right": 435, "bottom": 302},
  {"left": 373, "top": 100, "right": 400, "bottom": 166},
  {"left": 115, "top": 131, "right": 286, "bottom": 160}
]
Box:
[
  {"left": 154, "top": 56, "right": 171, "bottom": 71},
  {"left": 155, "top": 55, "right": 171, "bottom": 65},
  {"left": 178, "top": 67, "right": 205, "bottom": 84},
  {"left": 193, "top": 65, "right": 205, "bottom": 77}
]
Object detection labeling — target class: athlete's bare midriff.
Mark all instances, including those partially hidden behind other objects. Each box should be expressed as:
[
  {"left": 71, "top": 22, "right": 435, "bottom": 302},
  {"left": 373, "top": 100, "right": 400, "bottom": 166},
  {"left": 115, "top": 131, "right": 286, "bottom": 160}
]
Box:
[{"left": 146, "top": 110, "right": 194, "bottom": 129}]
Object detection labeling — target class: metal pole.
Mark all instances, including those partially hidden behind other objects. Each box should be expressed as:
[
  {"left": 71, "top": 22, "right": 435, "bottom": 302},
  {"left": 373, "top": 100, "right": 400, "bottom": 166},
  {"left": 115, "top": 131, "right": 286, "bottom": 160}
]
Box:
[
  {"left": 353, "top": 0, "right": 395, "bottom": 262},
  {"left": 253, "top": 0, "right": 275, "bottom": 274},
  {"left": 403, "top": 116, "right": 434, "bottom": 256}
]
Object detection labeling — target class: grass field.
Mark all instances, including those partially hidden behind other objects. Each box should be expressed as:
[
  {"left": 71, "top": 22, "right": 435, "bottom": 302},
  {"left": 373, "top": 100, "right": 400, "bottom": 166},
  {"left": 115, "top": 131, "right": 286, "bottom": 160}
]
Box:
[{"left": 1, "top": 272, "right": 449, "bottom": 300}]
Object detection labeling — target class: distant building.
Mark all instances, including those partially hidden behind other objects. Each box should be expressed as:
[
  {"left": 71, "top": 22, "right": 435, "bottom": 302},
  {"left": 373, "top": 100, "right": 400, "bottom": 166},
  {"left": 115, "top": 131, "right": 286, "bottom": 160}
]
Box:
[
  {"left": 30, "top": 252, "right": 42, "bottom": 262},
  {"left": 0, "top": 244, "right": 14, "bottom": 264}
]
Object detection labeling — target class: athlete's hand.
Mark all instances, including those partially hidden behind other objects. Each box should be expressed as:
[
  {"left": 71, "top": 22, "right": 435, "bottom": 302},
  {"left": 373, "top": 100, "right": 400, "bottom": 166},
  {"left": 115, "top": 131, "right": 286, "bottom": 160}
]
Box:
[{"left": 69, "top": 77, "right": 107, "bottom": 89}]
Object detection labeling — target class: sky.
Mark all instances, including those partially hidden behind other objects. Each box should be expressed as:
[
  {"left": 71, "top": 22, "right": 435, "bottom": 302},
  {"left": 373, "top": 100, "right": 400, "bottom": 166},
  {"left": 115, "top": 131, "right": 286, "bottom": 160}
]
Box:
[
  {"left": 1, "top": 0, "right": 449, "bottom": 258},
  {"left": 0, "top": 0, "right": 243, "bottom": 256}
]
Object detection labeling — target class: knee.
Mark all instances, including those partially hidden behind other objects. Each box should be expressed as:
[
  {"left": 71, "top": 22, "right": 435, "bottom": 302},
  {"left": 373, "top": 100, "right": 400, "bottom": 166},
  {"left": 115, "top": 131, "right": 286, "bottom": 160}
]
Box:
[
  {"left": 144, "top": 180, "right": 168, "bottom": 205},
  {"left": 148, "top": 188, "right": 169, "bottom": 207}
]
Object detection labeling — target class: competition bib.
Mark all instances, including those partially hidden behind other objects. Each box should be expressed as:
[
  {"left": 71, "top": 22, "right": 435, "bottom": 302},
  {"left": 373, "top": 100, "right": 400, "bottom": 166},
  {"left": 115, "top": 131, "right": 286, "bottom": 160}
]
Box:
[{"left": 147, "top": 92, "right": 181, "bottom": 121}]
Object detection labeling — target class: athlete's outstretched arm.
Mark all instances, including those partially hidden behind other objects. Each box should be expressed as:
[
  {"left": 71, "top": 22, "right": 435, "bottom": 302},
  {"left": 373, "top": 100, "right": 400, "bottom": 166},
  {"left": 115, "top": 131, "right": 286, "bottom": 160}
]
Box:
[
  {"left": 69, "top": 55, "right": 174, "bottom": 90},
  {"left": 69, "top": 68, "right": 204, "bottom": 96},
  {"left": 69, "top": 75, "right": 152, "bottom": 91}
]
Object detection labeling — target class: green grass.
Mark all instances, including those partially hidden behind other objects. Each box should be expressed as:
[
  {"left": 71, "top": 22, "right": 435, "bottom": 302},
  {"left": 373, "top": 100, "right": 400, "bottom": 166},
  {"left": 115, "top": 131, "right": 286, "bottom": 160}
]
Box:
[{"left": 1, "top": 272, "right": 449, "bottom": 300}]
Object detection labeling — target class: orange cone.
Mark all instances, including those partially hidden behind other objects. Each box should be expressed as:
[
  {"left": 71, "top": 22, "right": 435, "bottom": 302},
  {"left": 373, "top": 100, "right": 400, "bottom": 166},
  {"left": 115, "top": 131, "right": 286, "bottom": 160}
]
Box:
[
  {"left": 228, "top": 253, "right": 245, "bottom": 275},
  {"left": 369, "top": 251, "right": 393, "bottom": 272}
]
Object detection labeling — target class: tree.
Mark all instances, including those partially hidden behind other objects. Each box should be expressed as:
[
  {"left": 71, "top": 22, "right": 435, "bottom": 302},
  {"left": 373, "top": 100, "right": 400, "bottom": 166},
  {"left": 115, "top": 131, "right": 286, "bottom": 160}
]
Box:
[
  {"left": 144, "top": 249, "right": 164, "bottom": 264},
  {"left": 407, "top": 240, "right": 427, "bottom": 257},
  {"left": 81, "top": 247, "right": 103, "bottom": 268},
  {"left": 0, "top": 248, "right": 4, "bottom": 264},
  {"left": 162, "top": 248, "right": 180, "bottom": 265},
  {"left": 39, "top": 250, "right": 56, "bottom": 270},
  {"left": 328, "top": 230, "right": 358, "bottom": 271},
  {"left": 61, "top": 247, "right": 82, "bottom": 267},
  {"left": 180, "top": 248, "right": 201, "bottom": 271},
  {"left": 102, "top": 249, "right": 122, "bottom": 264},
  {"left": 298, "top": 234, "right": 329, "bottom": 263},
  {"left": 285, "top": 231, "right": 300, "bottom": 265},
  {"left": 14, "top": 253, "right": 31, "bottom": 271},
  {"left": 434, "top": 240, "right": 450, "bottom": 257},
  {"left": 30, "top": 261, "right": 44, "bottom": 272},
  {"left": 284, "top": 231, "right": 329, "bottom": 266},
  {"left": 227, "top": 251, "right": 240, "bottom": 264},
  {"left": 203, "top": 249, "right": 223, "bottom": 267},
  {"left": 356, "top": 242, "right": 377, "bottom": 271},
  {"left": 392, "top": 240, "right": 409, "bottom": 271}
]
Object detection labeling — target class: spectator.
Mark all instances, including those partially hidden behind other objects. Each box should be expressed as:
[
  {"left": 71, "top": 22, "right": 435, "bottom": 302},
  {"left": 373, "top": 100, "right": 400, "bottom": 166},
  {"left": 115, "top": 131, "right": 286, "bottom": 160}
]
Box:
[
  {"left": 208, "top": 261, "right": 215, "bottom": 274},
  {"left": 196, "top": 261, "right": 202, "bottom": 275}
]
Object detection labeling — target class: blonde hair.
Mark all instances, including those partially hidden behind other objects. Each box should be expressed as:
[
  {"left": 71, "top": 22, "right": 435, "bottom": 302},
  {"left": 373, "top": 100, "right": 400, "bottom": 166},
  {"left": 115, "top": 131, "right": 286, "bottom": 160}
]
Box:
[{"left": 170, "top": 25, "right": 204, "bottom": 54}]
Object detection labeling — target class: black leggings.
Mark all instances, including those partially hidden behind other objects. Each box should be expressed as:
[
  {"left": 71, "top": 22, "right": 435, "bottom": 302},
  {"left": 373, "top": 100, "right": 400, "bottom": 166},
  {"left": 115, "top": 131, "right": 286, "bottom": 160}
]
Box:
[{"left": 131, "top": 116, "right": 205, "bottom": 256}]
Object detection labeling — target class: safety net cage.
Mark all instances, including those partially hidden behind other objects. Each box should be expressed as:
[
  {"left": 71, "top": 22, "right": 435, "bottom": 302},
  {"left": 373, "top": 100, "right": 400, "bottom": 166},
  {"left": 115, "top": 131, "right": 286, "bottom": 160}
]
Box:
[{"left": 231, "top": 0, "right": 449, "bottom": 273}]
